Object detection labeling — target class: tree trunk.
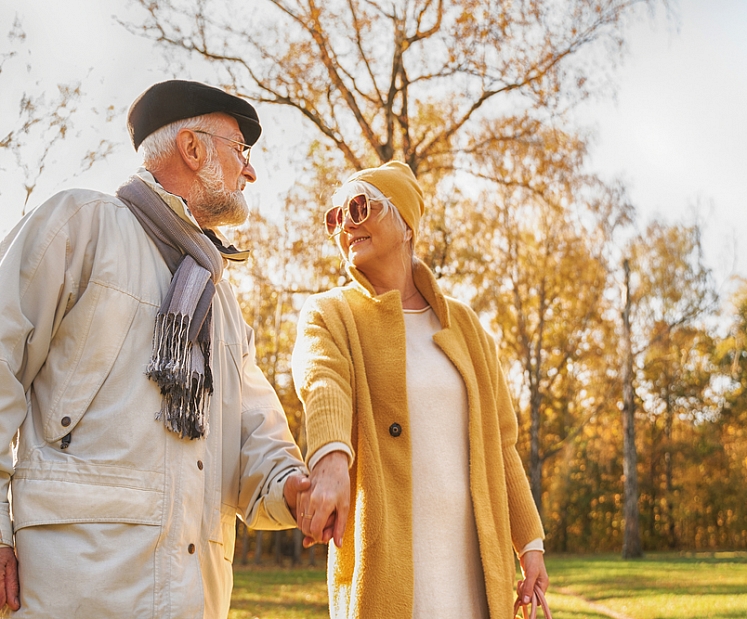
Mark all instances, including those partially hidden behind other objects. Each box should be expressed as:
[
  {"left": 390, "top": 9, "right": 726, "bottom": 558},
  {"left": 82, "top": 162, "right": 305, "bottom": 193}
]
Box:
[
  {"left": 254, "top": 530, "right": 264, "bottom": 565},
  {"left": 648, "top": 417, "right": 658, "bottom": 542},
  {"left": 292, "top": 529, "right": 303, "bottom": 566},
  {"left": 664, "top": 390, "right": 677, "bottom": 549},
  {"left": 240, "top": 521, "right": 250, "bottom": 565},
  {"left": 309, "top": 543, "right": 317, "bottom": 567},
  {"left": 621, "top": 259, "right": 643, "bottom": 558},
  {"left": 529, "top": 383, "right": 543, "bottom": 514},
  {"left": 274, "top": 530, "right": 282, "bottom": 565}
]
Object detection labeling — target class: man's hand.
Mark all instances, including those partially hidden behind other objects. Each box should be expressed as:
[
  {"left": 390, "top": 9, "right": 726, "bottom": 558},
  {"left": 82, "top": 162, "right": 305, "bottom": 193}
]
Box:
[
  {"left": 0, "top": 546, "right": 20, "bottom": 611},
  {"left": 282, "top": 472, "right": 311, "bottom": 520},
  {"left": 296, "top": 451, "right": 350, "bottom": 548},
  {"left": 518, "top": 550, "right": 549, "bottom": 604}
]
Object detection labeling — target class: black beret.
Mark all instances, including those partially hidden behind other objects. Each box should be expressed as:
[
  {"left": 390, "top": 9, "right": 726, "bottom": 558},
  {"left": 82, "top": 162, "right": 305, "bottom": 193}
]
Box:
[{"left": 127, "top": 80, "right": 262, "bottom": 150}]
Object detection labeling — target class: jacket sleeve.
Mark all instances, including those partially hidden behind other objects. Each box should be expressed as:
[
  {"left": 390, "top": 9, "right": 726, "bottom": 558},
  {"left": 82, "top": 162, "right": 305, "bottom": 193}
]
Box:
[
  {"left": 494, "top": 354, "right": 545, "bottom": 550},
  {"left": 291, "top": 295, "right": 356, "bottom": 465},
  {"left": 0, "top": 199, "right": 80, "bottom": 545},
  {"left": 238, "top": 322, "right": 307, "bottom": 529}
]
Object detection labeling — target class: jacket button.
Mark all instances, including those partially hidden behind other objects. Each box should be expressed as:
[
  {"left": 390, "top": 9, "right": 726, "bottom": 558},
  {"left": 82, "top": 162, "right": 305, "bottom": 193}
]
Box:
[
  {"left": 61, "top": 416, "right": 71, "bottom": 427},
  {"left": 197, "top": 460, "right": 204, "bottom": 470},
  {"left": 188, "top": 543, "right": 196, "bottom": 554},
  {"left": 389, "top": 423, "right": 402, "bottom": 437}
]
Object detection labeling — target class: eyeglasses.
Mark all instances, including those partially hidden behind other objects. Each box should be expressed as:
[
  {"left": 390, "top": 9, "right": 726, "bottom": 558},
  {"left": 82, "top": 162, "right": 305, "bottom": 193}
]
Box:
[
  {"left": 194, "top": 130, "right": 252, "bottom": 167},
  {"left": 324, "top": 193, "right": 371, "bottom": 236}
]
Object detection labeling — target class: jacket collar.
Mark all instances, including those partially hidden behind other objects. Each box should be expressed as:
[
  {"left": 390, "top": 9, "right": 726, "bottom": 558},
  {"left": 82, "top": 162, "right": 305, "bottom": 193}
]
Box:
[{"left": 346, "top": 258, "right": 451, "bottom": 329}]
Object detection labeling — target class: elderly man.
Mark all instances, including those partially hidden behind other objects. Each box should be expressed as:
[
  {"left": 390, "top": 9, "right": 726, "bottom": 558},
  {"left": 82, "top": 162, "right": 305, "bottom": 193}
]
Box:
[{"left": 0, "top": 80, "right": 308, "bottom": 618}]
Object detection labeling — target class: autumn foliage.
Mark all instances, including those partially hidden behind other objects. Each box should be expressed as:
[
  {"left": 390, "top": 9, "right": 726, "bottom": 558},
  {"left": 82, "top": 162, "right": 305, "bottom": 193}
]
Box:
[{"left": 110, "top": 0, "right": 747, "bottom": 553}]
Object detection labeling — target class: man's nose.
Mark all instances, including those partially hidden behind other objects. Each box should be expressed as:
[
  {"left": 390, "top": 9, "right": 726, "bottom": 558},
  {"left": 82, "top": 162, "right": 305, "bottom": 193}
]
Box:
[{"left": 242, "top": 161, "right": 257, "bottom": 183}]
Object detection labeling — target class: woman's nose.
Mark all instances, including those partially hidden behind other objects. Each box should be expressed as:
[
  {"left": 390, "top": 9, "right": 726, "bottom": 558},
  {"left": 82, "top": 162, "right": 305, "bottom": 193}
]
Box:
[{"left": 341, "top": 209, "right": 357, "bottom": 230}]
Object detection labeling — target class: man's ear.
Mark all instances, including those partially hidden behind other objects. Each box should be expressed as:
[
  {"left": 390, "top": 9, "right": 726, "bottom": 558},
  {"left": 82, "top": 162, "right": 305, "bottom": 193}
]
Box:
[{"left": 175, "top": 129, "right": 204, "bottom": 172}]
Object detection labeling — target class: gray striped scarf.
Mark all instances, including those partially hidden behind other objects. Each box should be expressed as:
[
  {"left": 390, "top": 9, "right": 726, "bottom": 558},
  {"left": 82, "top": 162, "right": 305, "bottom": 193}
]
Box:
[{"left": 116, "top": 176, "right": 229, "bottom": 439}]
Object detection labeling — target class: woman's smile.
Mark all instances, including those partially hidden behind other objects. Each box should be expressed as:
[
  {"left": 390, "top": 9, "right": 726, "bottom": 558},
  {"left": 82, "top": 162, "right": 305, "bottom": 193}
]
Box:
[{"left": 348, "top": 235, "right": 370, "bottom": 247}]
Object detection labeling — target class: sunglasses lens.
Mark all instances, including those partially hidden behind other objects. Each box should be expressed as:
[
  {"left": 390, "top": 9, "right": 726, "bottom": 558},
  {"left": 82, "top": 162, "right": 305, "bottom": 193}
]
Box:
[
  {"left": 325, "top": 207, "right": 343, "bottom": 235},
  {"left": 325, "top": 194, "right": 369, "bottom": 235},
  {"left": 348, "top": 195, "right": 369, "bottom": 224}
]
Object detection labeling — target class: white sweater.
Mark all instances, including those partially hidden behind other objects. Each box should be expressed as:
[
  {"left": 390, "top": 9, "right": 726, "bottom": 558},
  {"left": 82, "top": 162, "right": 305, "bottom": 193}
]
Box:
[{"left": 405, "top": 307, "right": 490, "bottom": 619}]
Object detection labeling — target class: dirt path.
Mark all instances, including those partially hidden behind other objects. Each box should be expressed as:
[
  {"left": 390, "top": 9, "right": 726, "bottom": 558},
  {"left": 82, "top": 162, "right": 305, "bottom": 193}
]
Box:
[{"left": 555, "top": 587, "right": 637, "bottom": 619}]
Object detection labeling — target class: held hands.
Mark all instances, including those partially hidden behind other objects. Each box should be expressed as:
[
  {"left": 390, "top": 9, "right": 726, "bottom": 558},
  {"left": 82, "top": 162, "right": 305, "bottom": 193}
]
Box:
[
  {"left": 282, "top": 472, "right": 312, "bottom": 520},
  {"left": 0, "top": 546, "right": 20, "bottom": 612},
  {"left": 295, "top": 451, "right": 350, "bottom": 548},
  {"left": 518, "top": 550, "right": 549, "bottom": 604}
]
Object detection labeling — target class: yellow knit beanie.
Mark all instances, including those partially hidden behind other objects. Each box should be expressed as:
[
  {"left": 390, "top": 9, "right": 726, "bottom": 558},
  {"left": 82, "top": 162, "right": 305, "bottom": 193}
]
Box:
[{"left": 347, "top": 161, "right": 424, "bottom": 240}]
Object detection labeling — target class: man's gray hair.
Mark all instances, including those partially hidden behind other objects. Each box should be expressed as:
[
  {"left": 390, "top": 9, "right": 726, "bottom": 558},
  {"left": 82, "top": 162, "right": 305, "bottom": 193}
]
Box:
[{"left": 138, "top": 113, "right": 224, "bottom": 167}]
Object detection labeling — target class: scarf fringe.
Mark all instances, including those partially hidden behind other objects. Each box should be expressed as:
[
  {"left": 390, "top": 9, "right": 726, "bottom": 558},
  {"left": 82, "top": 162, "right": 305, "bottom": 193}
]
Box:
[
  {"left": 147, "top": 312, "right": 213, "bottom": 439},
  {"left": 117, "top": 177, "right": 237, "bottom": 441}
]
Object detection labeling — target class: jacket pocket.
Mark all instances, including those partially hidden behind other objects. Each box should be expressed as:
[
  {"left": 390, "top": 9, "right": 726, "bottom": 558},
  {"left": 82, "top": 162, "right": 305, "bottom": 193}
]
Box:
[
  {"left": 11, "top": 461, "right": 164, "bottom": 530},
  {"left": 209, "top": 504, "right": 238, "bottom": 563},
  {"left": 36, "top": 282, "right": 140, "bottom": 442}
]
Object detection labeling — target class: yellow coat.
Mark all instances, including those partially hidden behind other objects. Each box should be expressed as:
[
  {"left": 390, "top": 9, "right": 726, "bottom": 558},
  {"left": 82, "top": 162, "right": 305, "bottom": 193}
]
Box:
[{"left": 292, "top": 260, "right": 544, "bottom": 618}]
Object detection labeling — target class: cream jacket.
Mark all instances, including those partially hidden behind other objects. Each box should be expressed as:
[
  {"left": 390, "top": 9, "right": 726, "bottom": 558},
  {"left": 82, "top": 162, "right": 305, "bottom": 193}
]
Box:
[
  {"left": 0, "top": 175, "right": 304, "bottom": 618},
  {"left": 292, "top": 261, "right": 544, "bottom": 619}
]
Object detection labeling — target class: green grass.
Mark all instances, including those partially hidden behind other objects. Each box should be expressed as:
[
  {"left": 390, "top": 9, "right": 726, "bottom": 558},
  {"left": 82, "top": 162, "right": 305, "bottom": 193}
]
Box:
[
  {"left": 230, "top": 552, "right": 747, "bottom": 619},
  {"left": 544, "top": 552, "right": 747, "bottom": 619},
  {"left": 229, "top": 567, "right": 328, "bottom": 619}
]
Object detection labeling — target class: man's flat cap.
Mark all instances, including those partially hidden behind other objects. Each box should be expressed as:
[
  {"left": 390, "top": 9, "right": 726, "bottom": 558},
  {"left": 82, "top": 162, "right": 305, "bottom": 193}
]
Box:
[{"left": 127, "top": 80, "right": 262, "bottom": 150}]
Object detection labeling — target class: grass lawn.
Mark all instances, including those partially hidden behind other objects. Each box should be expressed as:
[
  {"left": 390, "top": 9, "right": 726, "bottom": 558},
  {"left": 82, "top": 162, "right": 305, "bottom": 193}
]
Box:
[
  {"left": 229, "top": 567, "right": 328, "bottom": 619},
  {"left": 544, "top": 551, "right": 747, "bottom": 619},
  {"left": 230, "top": 551, "right": 747, "bottom": 619}
]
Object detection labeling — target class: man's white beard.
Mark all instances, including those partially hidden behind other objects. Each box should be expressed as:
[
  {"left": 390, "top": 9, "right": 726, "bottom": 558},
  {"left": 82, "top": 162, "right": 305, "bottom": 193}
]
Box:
[{"left": 191, "top": 156, "right": 248, "bottom": 228}]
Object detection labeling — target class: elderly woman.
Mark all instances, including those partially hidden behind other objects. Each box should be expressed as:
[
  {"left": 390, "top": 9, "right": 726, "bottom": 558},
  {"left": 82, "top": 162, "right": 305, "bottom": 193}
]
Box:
[{"left": 292, "top": 161, "right": 548, "bottom": 619}]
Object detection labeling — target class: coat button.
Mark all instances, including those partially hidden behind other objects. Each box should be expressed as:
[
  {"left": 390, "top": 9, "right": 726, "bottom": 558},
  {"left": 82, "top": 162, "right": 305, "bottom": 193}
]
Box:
[
  {"left": 61, "top": 416, "right": 71, "bottom": 427},
  {"left": 389, "top": 423, "right": 402, "bottom": 437},
  {"left": 188, "top": 543, "right": 196, "bottom": 554},
  {"left": 197, "top": 460, "right": 204, "bottom": 470}
]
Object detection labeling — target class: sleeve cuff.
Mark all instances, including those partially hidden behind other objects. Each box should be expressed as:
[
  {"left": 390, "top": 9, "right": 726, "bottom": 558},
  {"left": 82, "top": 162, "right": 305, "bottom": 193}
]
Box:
[
  {"left": 265, "top": 467, "right": 305, "bottom": 528},
  {"left": 308, "top": 443, "right": 353, "bottom": 471},
  {"left": 518, "top": 538, "right": 545, "bottom": 557},
  {"left": 0, "top": 512, "right": 13, "bottom": 548}
]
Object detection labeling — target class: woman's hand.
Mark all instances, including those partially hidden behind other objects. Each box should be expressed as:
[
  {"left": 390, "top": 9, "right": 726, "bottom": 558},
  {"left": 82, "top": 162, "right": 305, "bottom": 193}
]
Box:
[
  {"left": 296, "top": 451, "right": 350, "bottom": 548},
  {"left": 518, "top": 550, "right": 549, "bottom": 603}
]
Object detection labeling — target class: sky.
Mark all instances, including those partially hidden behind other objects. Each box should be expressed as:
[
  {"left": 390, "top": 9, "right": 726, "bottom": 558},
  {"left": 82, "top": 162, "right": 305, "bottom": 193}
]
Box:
[
  {"left": 1, "top": 0, "right": 746, "bottom": 288},
  {"left": 572, "top": 0, "right": 747, "bottom": 287}
]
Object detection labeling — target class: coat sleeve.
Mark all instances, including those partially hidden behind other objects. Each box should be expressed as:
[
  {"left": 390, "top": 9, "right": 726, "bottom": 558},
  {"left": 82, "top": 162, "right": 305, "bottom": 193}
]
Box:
[
  {"left": 291, "top": 294, "right": 356, "bottom": 465},
  {"left": 0, "top": 198, "right": 82, "bottom": 545},
  {"left": 238, "top": 322, "right": 307, "bottom": 529},
  {"left": 494, "top": 354, "right": 546, "bottom": 551}
]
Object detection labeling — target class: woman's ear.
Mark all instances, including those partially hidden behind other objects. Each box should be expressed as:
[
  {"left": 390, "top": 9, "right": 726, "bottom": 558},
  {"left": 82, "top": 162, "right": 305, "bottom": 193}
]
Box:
[{"left": 404, "top": 229, "right": 413, "bottom": 242}]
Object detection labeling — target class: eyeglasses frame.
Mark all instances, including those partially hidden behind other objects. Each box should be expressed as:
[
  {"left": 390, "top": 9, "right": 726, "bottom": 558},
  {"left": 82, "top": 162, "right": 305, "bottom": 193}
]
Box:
[
  {"left": 324, "top": 193, "right": 372, "bottom": 237},
  {"left": 194, "top": 130, "right": 252, "bottom": 167}
]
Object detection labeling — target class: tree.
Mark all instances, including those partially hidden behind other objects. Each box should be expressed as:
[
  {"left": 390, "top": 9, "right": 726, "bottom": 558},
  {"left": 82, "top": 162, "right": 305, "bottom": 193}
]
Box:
[
  {"left": 439, "top": 132, "right": 631, "bottom": 517},
  {"left": 621, "top": 258, "right": 642, "bottom": 557},
  {"left": 640, "top": 323, "right": 715, "bottom": 549},
  {"left": 619, "top": 220, "right": 717, "bottom": 556},
  {"left": 121, "top": 0, "right": 680, "bottom": 551},
  {"left": 701, "top": 279, "right": 747, "bottom": 549},
  {"left": 0, "top": 17, "right": 115, "bottom": 215},
  {"left": 124, "top": 0, "right": 661, "bottom": 175}
]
